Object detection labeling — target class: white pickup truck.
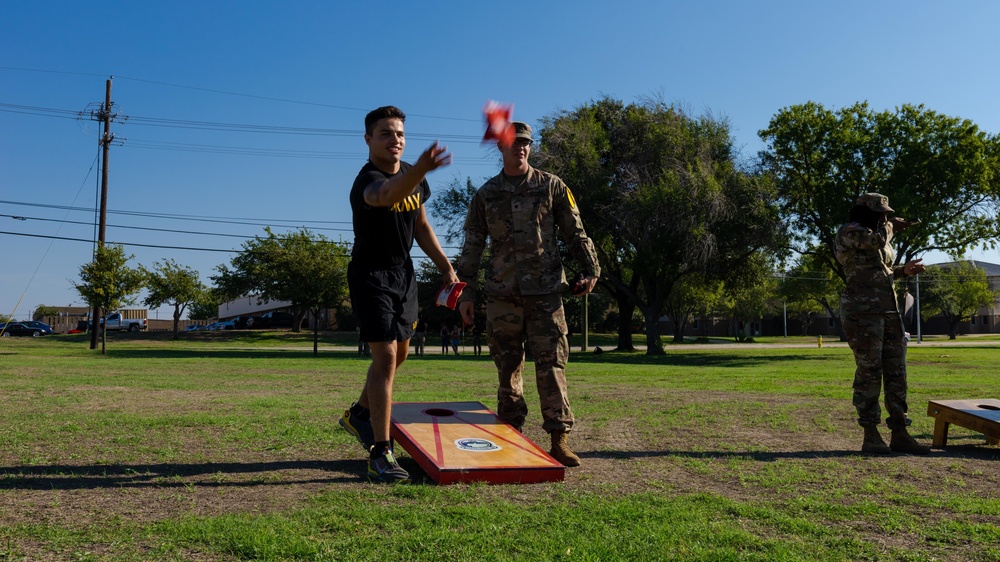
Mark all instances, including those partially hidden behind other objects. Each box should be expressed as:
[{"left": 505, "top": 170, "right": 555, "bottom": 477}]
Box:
[{"left": 102, "top": 312, "right": 147, "bottom": 332}]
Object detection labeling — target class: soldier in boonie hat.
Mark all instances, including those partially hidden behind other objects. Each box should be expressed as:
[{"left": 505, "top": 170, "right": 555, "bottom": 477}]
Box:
[
  {"left": 511, "top": 121, "right": 533, "bottom": 143},
  {"left": 856, "top": 192, "right": 893, "bottom": 213},
  {"left": 835, "top": 189, "right": 930, "bottom": 457}
]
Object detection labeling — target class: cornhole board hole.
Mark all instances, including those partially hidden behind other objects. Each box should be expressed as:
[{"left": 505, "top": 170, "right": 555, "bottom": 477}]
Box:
[
  {"left": 927, "top": 399, "right": 1000, "bottom": 447},
  {"left": 389, "top": 401, "right": 565, "bottom": 485}
]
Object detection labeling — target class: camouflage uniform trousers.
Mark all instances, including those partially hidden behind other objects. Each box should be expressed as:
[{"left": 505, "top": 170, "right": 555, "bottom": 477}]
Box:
[
  {"left": 486, "top": 293, "right": 573, "bottom": 434},
  {"left": 842, "top": 311, "right": 910, "bottom": 429}
]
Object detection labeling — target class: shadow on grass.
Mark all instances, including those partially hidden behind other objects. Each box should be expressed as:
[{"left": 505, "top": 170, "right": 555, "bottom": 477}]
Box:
[
  {"left": 98, "top": 348, "right": 368, "bottom": 360},
  {"left": 0, "top": 459, "right": 371, "bottom": 490},
  {"left": 98, "top": 347, "right": 818, "bottom": 368},
  {"left": 581, "top": 441, "right": 999, "bottom": 462},
  {"left": 567, "top": 350, "right": 835, "bottom": 368}
]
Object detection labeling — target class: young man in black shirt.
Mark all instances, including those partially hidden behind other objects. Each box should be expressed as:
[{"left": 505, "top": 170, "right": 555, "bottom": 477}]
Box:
[{"left": 339, "top": 106, "right": 458, "bottom": 482}]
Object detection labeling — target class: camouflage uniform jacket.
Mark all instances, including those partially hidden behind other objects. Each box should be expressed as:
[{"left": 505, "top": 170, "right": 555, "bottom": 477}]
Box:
[
  {"left": 835, "top": 221, "right": 908, "bottom": 314},
  {"left": 456, "top": 166, "right": 600, "bottom": 299}
]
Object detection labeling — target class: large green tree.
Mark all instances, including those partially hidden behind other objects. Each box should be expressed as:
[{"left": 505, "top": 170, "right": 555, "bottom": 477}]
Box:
[
  {"left": 918, "top": 261, "right": 998, "bottom": 339},
  {"left": 74, "top": 244, "right": 145, "bottom": 354},
  {"left": 537, "top": 96, "right": 786, "bottom": 354},
  {"left": 141, "top": 259, "right": 207, "bottom": 339},
  {"left": 759, "top": 102, "right": 1000, "bottom": 283},
  {"left": 213, "top": 228, "right": 350, "bottom": 354}
]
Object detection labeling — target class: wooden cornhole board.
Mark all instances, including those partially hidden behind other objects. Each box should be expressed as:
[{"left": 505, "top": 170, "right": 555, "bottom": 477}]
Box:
[
  {"left": 927, "top": 399, "right": 1000, "bottom": 447},
  {"left": 389, "top": 401, "right": 565, "bottom": 485}
]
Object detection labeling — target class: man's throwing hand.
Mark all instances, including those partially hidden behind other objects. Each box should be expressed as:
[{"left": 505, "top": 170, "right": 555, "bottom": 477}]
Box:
[{"left": 417, "top": 141, "right": 452, "bottom": 173}]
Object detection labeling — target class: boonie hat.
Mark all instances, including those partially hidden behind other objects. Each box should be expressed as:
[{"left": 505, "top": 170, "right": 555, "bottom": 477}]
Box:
[
  {"left": 512, "top": 122, "right": 533, "bottom": 142},
  {"left": 857, "top": 192, "right": 893, "bottom": 213}
]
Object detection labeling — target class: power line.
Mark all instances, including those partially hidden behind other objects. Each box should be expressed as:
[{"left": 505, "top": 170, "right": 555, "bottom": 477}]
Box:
[
  {"left": 0, "top": 102, "right": 487, "bottom": 142},
  {"left": 0, "top": 102, "right": 501, "bottom": 165},
  {"left": 0, "top": 230, "right": 236, "bottom": 253},
  {"left": 0, "top": 230, "right": 461, "bottom": 260},
  {"left": 123, "top": 137, "right": 497, "bottom": 165},
  {"left": 0, "top": 66, "right": 481, "bottom": 123},
  {"left": 0, "top": 213, "right": 351, "bottom": 238},
  {"left": 0, "top": 199, "right": 351, "bottom": 227}
]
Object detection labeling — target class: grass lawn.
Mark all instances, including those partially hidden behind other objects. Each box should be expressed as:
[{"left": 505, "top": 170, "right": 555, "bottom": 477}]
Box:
[{"left": 0, "top": 331, "right": 998, "bottom": 561}]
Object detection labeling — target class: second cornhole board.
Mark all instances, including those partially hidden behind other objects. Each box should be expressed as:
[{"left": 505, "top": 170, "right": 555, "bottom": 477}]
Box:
[
  {"left": 927, "top": 399, "right": 1000, "bottom": 447},
  {"left": 389, "top": 401, "right": 565, "bottom": 485}
]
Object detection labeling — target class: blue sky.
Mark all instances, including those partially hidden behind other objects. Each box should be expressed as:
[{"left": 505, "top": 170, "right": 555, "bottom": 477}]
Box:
[{"left": 2, "top": 1, "right": 999, "bottom": 321}]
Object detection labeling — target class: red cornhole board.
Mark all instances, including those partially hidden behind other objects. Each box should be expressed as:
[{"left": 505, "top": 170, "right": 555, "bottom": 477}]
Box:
[
  {"left": 389, "top": 401, "right": 565, "bottom": 485},
  {"left": 927, "top": 399, "right": 1000, "bottom": 447}
]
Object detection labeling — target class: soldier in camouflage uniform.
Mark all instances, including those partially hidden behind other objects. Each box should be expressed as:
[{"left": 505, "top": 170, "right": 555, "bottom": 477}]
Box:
[
  {"left": 456, "top": 122, "right": 600, "bottom": 467},
  {"left": 835, "top": 192, "right": 930, "bottom": 455}
]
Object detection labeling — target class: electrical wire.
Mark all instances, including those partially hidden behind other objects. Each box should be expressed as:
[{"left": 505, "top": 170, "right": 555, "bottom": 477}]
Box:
[{"left": 0, "top": 199, "right": 351, "bottom": 227}]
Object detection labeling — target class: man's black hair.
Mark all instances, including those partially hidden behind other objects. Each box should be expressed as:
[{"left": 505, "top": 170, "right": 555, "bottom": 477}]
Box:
[
  {"left": 849, "top": 204, "right": 884, "bottom": 230},
  {"left": 365, "top": 106, "right": 406, "bottom": 135}
]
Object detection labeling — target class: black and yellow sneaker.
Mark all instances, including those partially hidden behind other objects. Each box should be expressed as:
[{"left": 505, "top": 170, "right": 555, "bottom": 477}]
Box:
[
  {"left": 339, "top": 404, "right": 375, "bottom": 452},
  {"left": 367, "top": 447, "right": 410, "bottom": 483}
]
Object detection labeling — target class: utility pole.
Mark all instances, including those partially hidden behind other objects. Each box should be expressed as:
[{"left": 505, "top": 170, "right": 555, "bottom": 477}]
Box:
[{"left": 89, "top": 78, "right": 115, "bottom": 350}]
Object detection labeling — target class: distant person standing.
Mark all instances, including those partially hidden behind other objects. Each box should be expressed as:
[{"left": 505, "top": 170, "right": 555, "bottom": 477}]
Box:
[
  {"left": 440, "top": 324, "right": 450, "bottom": 355},
  {"left": 456, "top": 122, "right": 600, "bottom": 467},
  {"left": 471, "top": 322, "right": 483, "bottom": 356},
  {"left": 836, "top": 192, "right": 929, "bottom": 455},
  {"left": 413, "top": 316, "right": 427, "bottom": 356},
  {"left": 339, "top": 106, "right": 457, "bottom": 483},
  {"left": 449, "top": 325, "right": 461, "bottom": 355}
]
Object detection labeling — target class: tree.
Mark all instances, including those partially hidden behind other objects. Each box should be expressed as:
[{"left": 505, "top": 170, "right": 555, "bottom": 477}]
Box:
[
  {"left": 141, "top": 259, "right": 206, "bottom": 339},
  {"left": 188, "top": 288, "right": 221, "bottom": 321},
  {"left": 428, "top": 177, "right": 481, "bottom": 246},
  {"left": 663, "top": 273, "right": 723, "bottom": 343},
  {"left": 717, "top": 253, "right": 781, "bottom": 342},
  {"left": 919, "top": 261, "right": 998, "bottom": 339},
  {"left": 33, "top": 305, "right": 59, "bottom": 320},
  {"left": 759, "top": 102, "right": 1000, "bottom": 285},
  {"left": 74, "top": 244, "right": 145, "bottom": 354},
  {"left": 537, "top": 96, "right": 786, "bottom": 354},
  {"left": 778, "top": 254, "right": 845, "bottom": 337},
  {"left": 213, "top": 228, "right": 350, "bottom": 354}
]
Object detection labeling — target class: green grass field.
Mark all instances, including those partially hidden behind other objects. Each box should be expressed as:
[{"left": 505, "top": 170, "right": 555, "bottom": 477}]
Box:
[{"left": 1, "top": 332, "right": 998, "bottom": 561}]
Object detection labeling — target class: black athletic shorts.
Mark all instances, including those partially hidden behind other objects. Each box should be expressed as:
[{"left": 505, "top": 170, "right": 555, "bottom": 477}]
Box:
[{"left": 348, "top": 259, "right": 418, "bottom": 343}]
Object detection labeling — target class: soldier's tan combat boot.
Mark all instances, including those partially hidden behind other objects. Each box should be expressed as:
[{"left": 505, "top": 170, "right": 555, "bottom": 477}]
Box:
[
  {"left": 550, "top": 431, "right": 581, "bottom": 467},
  {"left": 889, "top": 427, "right": 931, "bottom": 455},
  {"left": 861, "top": 426, "right": 892, "bottom": 454}
]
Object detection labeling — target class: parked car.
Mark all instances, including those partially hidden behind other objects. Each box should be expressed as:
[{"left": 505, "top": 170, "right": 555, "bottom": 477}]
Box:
[
  {"left": 21, "top": 321, "right": 54, "bottom": 332},
  {"left": 100, "top": 312, "right": 147, "bottom": 332},
  {"left": 185, "top": 324, "right": 203, "bottom": 331},
  {"left": 232, "top": 315, "right": 260, "bottom": 329},
  {"left": 255, "top": 311, "right": 297, "bottom": 328},
  {"left": 0, "top": 322, "right": 52, "bottom": 337},
  {"left": 205, "top": 320, "right": 236, "bottom": 331}
]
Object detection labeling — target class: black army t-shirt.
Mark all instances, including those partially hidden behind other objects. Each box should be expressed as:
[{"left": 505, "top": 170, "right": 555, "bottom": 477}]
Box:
[{"left": 349, "top": 161, "right": 430, "bottom": 270}]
